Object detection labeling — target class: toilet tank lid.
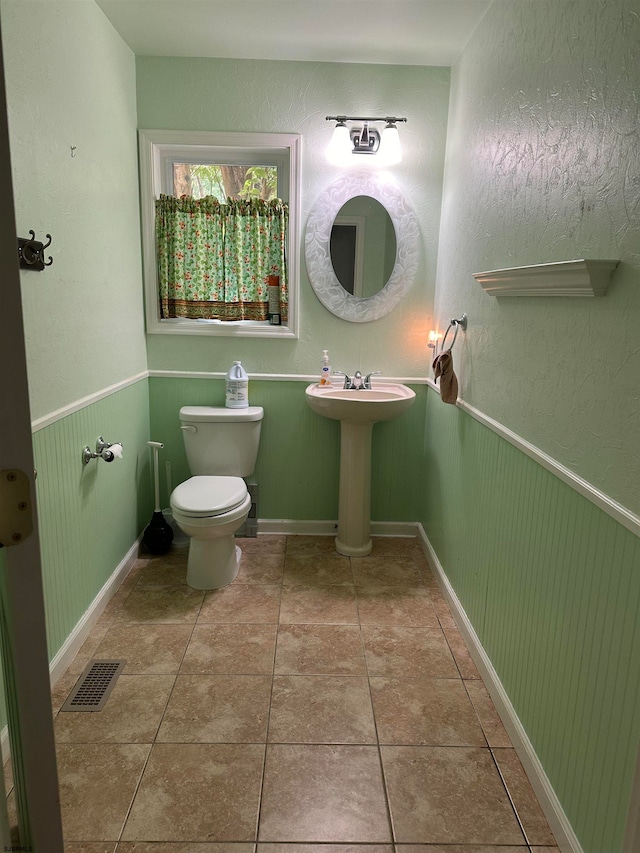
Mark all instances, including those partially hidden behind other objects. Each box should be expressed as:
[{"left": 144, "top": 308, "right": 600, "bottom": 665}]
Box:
[{"left": 179, "top": 405, "right": 264, "bottom": 423}]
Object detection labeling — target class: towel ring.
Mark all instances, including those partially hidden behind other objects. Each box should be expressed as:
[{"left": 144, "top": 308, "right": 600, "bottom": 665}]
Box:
[{"left": 440, "top": 313, "right": 467, "bottom": 353}]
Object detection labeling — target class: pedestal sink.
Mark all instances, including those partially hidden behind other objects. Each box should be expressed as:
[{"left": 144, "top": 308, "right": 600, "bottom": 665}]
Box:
[{"left": 305, "top": 382, "right": 416, "bottom": 556}]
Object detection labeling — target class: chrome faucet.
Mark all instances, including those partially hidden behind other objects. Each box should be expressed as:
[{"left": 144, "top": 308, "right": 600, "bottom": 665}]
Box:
[{"left": 334, "top": 370, "right": 381, "bottom": 390}]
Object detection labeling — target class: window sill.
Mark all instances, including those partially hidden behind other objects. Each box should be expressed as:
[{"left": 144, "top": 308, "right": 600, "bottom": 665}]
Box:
[{"left": 147, "top": 318, "right": 298, "bottom": 338}]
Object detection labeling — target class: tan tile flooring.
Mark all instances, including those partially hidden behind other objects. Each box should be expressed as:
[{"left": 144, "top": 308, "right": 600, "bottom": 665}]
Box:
[{"left": 39, "top": 535, "right": 559, "bottom": 851}]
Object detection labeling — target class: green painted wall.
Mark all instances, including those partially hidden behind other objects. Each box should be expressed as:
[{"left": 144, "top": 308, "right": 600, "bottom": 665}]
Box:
[
  {"left": 1, "top": 0, "right": 148, "bottom": 421},
  {"left": 149, "top": 377, "right": 426, "bottom": 523},
  {"left": 33, "top": 380, "right": 153, "bottom": 659},
  {"left": 421, "top": 387, "right": 640, "bottom": 853},
  {"left": 137, "top": 55, "right": 450, "bottom": 381},
  {"left": 0, "top": 1, "right": 152, "bottom": 663}
]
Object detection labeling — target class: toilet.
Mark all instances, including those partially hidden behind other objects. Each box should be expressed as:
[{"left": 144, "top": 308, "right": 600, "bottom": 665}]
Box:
[{"left": 170, "top": 405, "right": 264, "bottom": 589}]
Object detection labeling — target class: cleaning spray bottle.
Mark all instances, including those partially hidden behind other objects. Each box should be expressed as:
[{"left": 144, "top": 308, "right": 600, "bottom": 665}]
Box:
[{"left": 320, "top": 350, "right": 332, "bottom": 386}]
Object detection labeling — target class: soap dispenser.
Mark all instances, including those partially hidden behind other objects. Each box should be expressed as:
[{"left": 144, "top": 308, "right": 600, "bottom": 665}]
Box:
[{"left": 320, "top": 350, "right": 332, "bottom": 386}]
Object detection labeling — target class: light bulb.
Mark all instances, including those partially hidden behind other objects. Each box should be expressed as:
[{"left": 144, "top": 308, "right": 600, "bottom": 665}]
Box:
[
  {"left": 378, "top": 123, "right": 402, "bottom": 165},
  {"left": 327, "top": 122, "right": 352, "bottom": 166}
]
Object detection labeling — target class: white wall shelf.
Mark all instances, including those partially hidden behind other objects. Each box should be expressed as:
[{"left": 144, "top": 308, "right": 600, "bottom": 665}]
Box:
[{"left": 473, "top": 259, "right": 619, "bottom": 297}]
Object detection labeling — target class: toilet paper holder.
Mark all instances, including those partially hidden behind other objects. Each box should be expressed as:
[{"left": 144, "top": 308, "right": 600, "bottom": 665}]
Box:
[{"left": 82, "top": 437, "right": 123, "bottom": 465}]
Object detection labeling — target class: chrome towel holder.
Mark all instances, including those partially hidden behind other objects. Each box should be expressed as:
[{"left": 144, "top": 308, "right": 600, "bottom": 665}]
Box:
[{"left": 440, "top": 313, "right": 467, "bottom": 353}]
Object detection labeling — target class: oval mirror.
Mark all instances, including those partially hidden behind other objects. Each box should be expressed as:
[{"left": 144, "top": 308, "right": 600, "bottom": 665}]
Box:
[
  {"left": 305, "top": 171, "right": 419, "bottom": 322},
  {"left": 330, "top": 196, "right": 397, "bottom": 298}
]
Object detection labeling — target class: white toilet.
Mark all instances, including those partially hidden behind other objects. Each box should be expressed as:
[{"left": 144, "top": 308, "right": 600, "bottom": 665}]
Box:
[{"left": 170, "top": 405, "right": 264, "bottom": 589}]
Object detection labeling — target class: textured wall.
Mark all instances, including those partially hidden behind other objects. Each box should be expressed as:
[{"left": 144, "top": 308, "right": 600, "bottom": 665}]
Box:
[
  {"left": 137, "top": 56, "right": 450, "bottom": 380},
  {"left": 422, "top": 386, "right": 640, "bottom": 853},
  {"left": 1, "top": 0, "right": 148, "bottom": 420},
  {"left": 434, "top": 0, "right": 640, "bottom": 515}
]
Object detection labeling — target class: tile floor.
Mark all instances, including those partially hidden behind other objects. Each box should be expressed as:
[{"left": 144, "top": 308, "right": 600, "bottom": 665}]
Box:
[{"left": 32, "top": 535, "right": 561, "bottom": 851}]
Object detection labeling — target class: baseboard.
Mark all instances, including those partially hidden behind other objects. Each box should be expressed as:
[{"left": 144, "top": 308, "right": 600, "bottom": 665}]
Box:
[
  {"left": 416, "top": 522, "right": 583, "bottom": 853},
  {"left": 257, "top": 518, "right": 419, "bottom": 538},
  {"left": 48, "top": 535, "right": 143, "bottom": 688},
  {"left": 1, "top": 535, "right": 143, "bottom": 767}
]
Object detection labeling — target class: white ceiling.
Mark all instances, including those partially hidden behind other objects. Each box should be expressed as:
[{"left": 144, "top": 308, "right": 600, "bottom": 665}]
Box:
[{"left": 96, "top": 0, "right": 492, "bottom": 66}]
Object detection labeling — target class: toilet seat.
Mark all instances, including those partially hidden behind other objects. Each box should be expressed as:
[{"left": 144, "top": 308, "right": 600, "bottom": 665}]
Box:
[{"left": 171, "top": 476, "right": 247, "bottom": 517}]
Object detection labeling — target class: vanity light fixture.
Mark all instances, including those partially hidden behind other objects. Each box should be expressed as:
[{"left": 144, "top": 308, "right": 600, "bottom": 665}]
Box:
[{"left": 326, "top": 116, "right": 407, "bottom": 166}]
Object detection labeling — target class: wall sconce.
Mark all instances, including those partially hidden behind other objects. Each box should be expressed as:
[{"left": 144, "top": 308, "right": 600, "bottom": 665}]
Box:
[
  {"left": 427, "top": 329, "right": 441, "bottom": 357},
  {"left": 326, "top": 115, "right": 407, "bottom": 166}
]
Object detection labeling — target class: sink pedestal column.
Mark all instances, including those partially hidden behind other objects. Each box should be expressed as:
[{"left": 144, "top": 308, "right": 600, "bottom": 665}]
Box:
[{"left": 335, "top": 421, "right": 373, "bottom": 557}]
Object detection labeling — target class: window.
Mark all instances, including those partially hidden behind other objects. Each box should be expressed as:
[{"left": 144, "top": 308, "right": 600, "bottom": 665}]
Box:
[{"left": 138, "top": 130, "right": 301, "bottom": 338}]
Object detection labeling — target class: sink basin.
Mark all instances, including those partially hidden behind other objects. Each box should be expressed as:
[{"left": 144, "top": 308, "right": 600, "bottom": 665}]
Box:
[
  {"left": 305, "top": 382, "right": 416, "bottom": 424},
  {"left": 305, "top": 381, "right": 416, "bottom": 557}
]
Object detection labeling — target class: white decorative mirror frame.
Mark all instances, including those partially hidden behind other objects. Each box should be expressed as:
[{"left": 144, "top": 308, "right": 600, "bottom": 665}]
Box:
[{"left": 305, "top": 171, "right": 420, "bottom": 322}]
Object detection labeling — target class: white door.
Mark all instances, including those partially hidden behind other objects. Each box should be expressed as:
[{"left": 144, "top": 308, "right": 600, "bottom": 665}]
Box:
[{"left": 0, "top": 20, "right": 64, "bottom": 853}]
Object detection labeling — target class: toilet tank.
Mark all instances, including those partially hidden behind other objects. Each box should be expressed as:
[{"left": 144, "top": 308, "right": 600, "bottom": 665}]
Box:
[{"left": 179, "top": 406, "right": 264, "bottom": 477}]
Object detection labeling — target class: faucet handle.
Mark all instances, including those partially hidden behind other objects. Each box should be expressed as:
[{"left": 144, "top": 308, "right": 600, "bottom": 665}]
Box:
[
  {"left": 364, "top": 371, "right": 382, "bottom": 389},
  {"left": 333, "top": 370, "right": 351, "bottom": 389}
]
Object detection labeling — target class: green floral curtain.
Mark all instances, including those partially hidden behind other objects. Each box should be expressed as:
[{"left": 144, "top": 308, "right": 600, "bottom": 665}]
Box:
[{"left": 156, "top": 195, "right": 288, "bottom": 321}]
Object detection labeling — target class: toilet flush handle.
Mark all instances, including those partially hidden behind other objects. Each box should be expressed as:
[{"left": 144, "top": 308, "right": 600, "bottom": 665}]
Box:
[{"left": 180, "top": 425, "right": 197, "bottom": 433}]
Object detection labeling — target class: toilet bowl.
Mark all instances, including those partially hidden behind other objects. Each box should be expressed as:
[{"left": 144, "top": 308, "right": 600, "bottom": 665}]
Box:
[{"left": 169, "top": 405, "right": 263, "bottom": 589}]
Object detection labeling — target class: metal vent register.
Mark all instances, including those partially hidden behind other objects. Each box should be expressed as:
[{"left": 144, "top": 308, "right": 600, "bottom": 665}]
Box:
[{"left": 60, "top": 659, "right": 126, "bottom": 712}]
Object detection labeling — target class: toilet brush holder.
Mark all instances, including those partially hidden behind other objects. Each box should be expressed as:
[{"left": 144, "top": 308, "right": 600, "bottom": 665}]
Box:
[{"left": 143, "top": 441, "right": 173, "bottom": 555}]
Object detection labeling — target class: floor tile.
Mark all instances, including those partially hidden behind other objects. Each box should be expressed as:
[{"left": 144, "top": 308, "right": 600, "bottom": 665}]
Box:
[
  {"left": 235, "top": 552, "right": 285, "bottom": 584},
  {"left": 115, "top": 586, "right": 204, "bottom": 624},
  {"left": 351, "top": 555, "right": 426, "bottom": 587},
  {"left": 285, "top": 536, "right": 338, "bottom": 555},
  {"left": 57, "top": 743, "right": 150, "bottom": 841},
  {"left": 274, "top": 624, "right": 366, "bottom": 675},
  {"left": 55, "top": 675, "right": 174, "bottom": 743},
  {"left": 381, "top": 745, "right": 525, "bottom": 845},
  {"left": 180, "top": 624, "right": 277, "bottom": 674},
  {"left": 369, "top": 677, "right": 486, "bottom": 745},
  {"left": 368, "top": 537, "right": 424, "bottom": 557},
  {"left": 116, "top": 845, "right": 254, "bottom": 852},
  {"left": 393, "top": 847, "right": 527, "bottom": 852},
  {"left": 122, "top": 743, "right": 265, "bottom": 842},
  {"left": 65, "top": 844, "right": 117, "bottom": 853},
  {"left": 135, "top": 557, "right": 189, "bottom": 587},
  {"left": 239, "top": 534, "right": 286, "bottom": 555},
  {"left": 268, "top": 676, "right": 376, "bottom": 743},
  {"left": 280, "top": 584, "right": 359, "bottom": 624},
  {"left": 362, "top": 626, "right": 459, "bottom": 678},
  {"left": 283, "top": 555, "right": 353, "bottom": 586},
  {"left": 439, "top": 615, "right": 482, "bottom": 679},
  {"left": 198, "top": 584, "right": 281, "bottom": 623},
  {"left": 356, "top": 587, "right": 439, "bottom": 627},
  {"left": 93, "top": 624, "right": 193, "bottom": 674},
  {"left": 156, "top": 674, "right": 271, "bottom": 742},
  {"left": 259, "top": 744, "right": 391, "bottom": 842},
  {"left": 493, "top": 748, "right": 557, "bottom": 846},
  {"left": 464, "top": 680, "right": 512, "bottom": 747},
  {"left": 67, "top": 623, "right": 113, "bottom": 675},
  {"left": 258, "top": 846, "right": 392, "bottom": 852}
]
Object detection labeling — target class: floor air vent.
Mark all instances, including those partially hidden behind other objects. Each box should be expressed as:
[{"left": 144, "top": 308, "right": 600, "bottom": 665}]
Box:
[{"left": 60, "top": 659, "right": 126, "bottom": 712}]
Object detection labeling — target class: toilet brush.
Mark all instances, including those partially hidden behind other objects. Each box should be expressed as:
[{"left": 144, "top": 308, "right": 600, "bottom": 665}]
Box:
[{"left": 143, "top": 440, "right": 174, "bottom": 555}]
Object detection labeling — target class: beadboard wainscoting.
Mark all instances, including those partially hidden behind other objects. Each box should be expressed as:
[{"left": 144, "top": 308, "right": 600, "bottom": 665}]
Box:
[
  {"left": 148, "top": 375, "right": 428, "bottom": 524},
  {"left": 420, "top": 385, "right": 640, "bottom": 853},
  {"left": 31, "top": 378, "right": 153, "bottom": 661}
]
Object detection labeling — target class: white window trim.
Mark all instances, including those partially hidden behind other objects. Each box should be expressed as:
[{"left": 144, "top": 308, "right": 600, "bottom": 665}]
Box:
[{"left": 138, "top": 129, "right": 301, "bottom": 338}]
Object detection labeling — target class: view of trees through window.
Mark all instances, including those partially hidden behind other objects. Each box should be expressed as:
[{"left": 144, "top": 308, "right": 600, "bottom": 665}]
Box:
[{"left": 173, "top": 164, "right": 278, "bottom": 202}]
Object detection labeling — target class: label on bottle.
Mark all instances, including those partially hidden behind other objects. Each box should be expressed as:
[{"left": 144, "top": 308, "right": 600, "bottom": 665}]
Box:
[{"left": 320, "top": 366, "right": 331, "bottom": 386}]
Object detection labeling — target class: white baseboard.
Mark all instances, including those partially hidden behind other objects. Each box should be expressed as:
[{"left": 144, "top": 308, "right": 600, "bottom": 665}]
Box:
[
  {"left": 1, "top": 536, "right": 142, "bottom": 766},
  {"left": 256, "top": 518, "right": 419, "bottom": 538},
  {"left": 416, "top": 522, "right": 583, "bottom": 853},
  {"left": 48, "top": 535, "right": 143, "bottom": 688}
]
